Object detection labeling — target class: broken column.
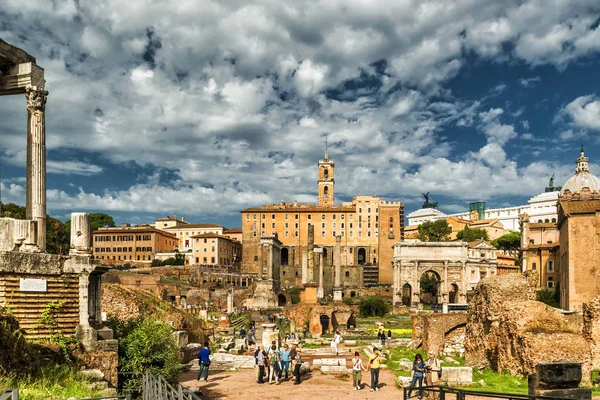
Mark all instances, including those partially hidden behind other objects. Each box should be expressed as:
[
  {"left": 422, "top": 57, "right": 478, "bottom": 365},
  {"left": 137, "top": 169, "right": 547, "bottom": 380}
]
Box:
[
  {"left": 25, "top": 86, "right": 48, "bottom": 252},
  {"left": 315, "top": 247, "right": 324, "bottom": 299},
  {"left": 262, "top": 323, "right": 280, "bottom": 349},
  {"left": 70, "top": 212, "right": 92, "bottom": 256},
  {"left": 301, "top": 250, "right": 308, "bottom": 285},
  {"left": 333, "top": 236, "right": 342, "bottom": 301},
  {"left": 227, "top": 288, "right": 234, "bottom": 314}
]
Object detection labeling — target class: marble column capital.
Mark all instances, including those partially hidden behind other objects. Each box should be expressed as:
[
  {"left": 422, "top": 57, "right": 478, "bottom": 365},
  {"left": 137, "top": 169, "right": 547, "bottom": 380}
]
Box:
[{"left": 26, "top": 86, "right": 48, "bottom": 111}]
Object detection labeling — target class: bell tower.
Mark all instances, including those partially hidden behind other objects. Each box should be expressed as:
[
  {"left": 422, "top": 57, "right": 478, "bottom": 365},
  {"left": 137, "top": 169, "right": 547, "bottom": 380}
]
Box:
[{"left": 318, "top": 138, "right": 335, "bottom": 207}]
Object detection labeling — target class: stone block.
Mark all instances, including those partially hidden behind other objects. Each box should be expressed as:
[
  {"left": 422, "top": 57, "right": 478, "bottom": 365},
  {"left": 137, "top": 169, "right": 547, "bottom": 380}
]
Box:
[
  {"left": 234, "top": 338, "right": 247, "bottom": 351},
  {"left": 398, "top": 361, "right": 413, "bottom": 371},
  {"left": 397, "top": 376, "right": 412, "bottom": 388},
  {"left": 172, "top": 331, "right": 189, "bottom": 348},
  {"left": 220, "top": 341, "right": 235, "bottom": 350},
  {"left": 182, "top": 344, "right": 202, "bottom": 363},
  {"left": 344, "top": 340, "right": 357, "bottom": 346},
  {"left": 80, "top": 369, "right": 104, "bottom": 381},
  {"left": 300, "top": 361, "right": 311, "bottom": 375},
  {"left": 312, "top": 358, "right": 347, "bottom": 366},
  {"left": 529, "top": 362, "right": 582, "bottom": 389},
  {"left": 320, "top": 365, "right": 350, "bottom": 375},
  {"left": 530, "top": 387, "right": 591, "bottom": 399},
  {"left": 439, "top": 367, "right": 473, "bottom": 386},
  {"left": 93, "top": 339, "right": 118, "bottom": 353},
  {"left": 97, "top": 327, "right": 114, "bottom": 341}
]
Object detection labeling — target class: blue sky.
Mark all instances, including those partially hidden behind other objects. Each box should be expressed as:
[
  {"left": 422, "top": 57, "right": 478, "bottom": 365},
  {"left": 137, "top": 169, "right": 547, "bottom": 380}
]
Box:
[{"left": 1, "top": 0, "right": 600, "bottom": 229}]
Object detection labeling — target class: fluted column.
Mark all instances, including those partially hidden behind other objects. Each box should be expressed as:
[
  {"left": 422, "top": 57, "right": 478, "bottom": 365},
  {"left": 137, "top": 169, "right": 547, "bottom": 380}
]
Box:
[
  {"left": 70, "top": 213, "right": 92, "bottom": 255},
  {"left": 26, "top": 86, "right": 48, "bottom": 252}
]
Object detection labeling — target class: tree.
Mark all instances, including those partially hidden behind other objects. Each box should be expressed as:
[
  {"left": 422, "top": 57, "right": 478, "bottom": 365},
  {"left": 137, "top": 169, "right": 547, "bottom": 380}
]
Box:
[
  {"left": 420, "top": 272, "right": 439, "bottom": 297},
  {"left": 358, "top": 297, "right": 391, "bottom": 317},
  {"left": 417, "top": 220, "right": 451, "bottom": 242},
  {"left": 456, "top": 225, "right": 489, "bottom": 242},
  {"left": 64, "top": 212, "right": 115, "bottom": 234},
  {"left": 491, "top": 231, "right": 521, "bottom": 258}
]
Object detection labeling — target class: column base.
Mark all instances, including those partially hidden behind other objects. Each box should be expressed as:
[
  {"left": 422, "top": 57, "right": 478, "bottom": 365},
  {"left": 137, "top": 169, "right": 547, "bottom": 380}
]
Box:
[{"left": 333, "top": 288, "right": 343, "bottom": 301}]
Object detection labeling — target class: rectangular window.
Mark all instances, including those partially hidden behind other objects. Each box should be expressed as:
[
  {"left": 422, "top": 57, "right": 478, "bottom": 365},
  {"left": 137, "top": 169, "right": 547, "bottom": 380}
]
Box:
[
  {"left": 308, "top": 214, "right": 312, "bottom": 220},
  {"left": 322, "top": 214, "right": 326, "bottom": 220},
  {"left": 532, "top": 262, "right": 537, "bottom": 270},
  {"left": 246, "top": 214, "right": 250, "bottom": 220},
  {"left": 548, "top": 260, "right": 554, "bottom": 273},
  {"left": 322, "top": 231, "right": 325, "bottom": 237},
  {"left": 272, "top": 214, "right": 275, "bottom": 219},
  {"left": 272, "top": 223, "right": 276, "bottom": 228},
  {"left": 333, "top": 214, "right": 336, "bottom": 220},
  {"left": 211, "top": 257, "right": 215, "bottom": 263},
  {"left": 333, "top": 231, "right": 336, "bottom": 237},
  {"left": 295, "top": 214, "right": 299, "bottom": 219},
  {"left": 295, "top": 231, "right": 298, "bottom": 237},
  {"left": 262, "top": 223, "right": 265, "bottom": 228},
  {"left": 349, "top": 215, "right": 353, "bottom": 220},
  {"left": 285, "top": 231, "right": 289, "bottom": 237},
  {"left": 341, "top": 223, "right": 345, "bottom": 229},
  {"left": 350, "top": 231, "right": 353, "bottom": 237},
  {"left": 358, "top": 231, "right": 362, "bottom": 237},
  {"left": 322, "top": 223, "right": 326, "bottom": 229},
  {"left": 547, "top": 277, "right": 554, "bottom": 288},
  {"left": 333, "top": 222, "right": 337, "bottom": 229},
  {"left": 295, "top": 223, "right": 298, "bottom": 229},
  {"left": 253, "top": 231, "right": 257, "bottom": 237}
]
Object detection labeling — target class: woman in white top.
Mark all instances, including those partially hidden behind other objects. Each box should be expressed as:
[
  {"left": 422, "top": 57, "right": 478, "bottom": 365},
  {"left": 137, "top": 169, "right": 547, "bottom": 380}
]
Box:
[
  {"left": 352, "top": 351, "right": 367, "bottom": 390},
  {"left": 331, "top": 331, "right": 342, "bottom": 355}
]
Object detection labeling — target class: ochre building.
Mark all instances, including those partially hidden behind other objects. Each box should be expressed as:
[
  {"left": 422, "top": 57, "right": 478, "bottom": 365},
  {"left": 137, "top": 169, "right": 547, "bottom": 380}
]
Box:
[
  {"left": 92, "top": 224, "right": 178, "bottom": 265},
  {"left": 241, "top": 151, "right": 404, "bottom": 285}
]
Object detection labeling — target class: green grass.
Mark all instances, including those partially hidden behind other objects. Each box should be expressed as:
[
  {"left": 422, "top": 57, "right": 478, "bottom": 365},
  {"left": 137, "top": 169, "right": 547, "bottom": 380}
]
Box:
[
  {"left": 0, "top": 365, "right": 102, "bottom": 400},
  {"left": 466, "top": 369, "right": 528, "bottom": 395}
]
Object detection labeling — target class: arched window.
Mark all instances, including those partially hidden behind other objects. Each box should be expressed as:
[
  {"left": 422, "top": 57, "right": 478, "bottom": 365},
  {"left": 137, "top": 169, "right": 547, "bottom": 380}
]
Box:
[
  {"left": 324, "top": 168, "right": 329, "bottom": 179},
  {"left": 324, "top": 186, "right": 329, "bottom": 197}
]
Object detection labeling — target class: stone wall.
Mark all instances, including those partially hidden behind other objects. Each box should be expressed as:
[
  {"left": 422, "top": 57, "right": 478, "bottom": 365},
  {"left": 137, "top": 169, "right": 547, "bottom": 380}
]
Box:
[
  {"left": 76, "top": 351, "right": 118, "bottom": 388},
  {"left": 285, "top": 303, "right": 358, "bottom": 337},
  {"left": 582, "top": 296, "right": 600, "bottom": 370},
  {"left": 466, "top": 274, "right": 590, "bottom": 381},
  {"left": 412, "top": 313, "right": 467, "bottom": 355}
]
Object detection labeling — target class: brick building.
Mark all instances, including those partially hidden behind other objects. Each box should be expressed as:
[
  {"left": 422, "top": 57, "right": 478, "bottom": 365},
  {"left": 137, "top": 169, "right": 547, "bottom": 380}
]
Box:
[
  {"left": 241, "top": 150, "right": 404, "bottom": 285},
  {"left": 92, "top": 224, "right": 178, "bottom": 265}
]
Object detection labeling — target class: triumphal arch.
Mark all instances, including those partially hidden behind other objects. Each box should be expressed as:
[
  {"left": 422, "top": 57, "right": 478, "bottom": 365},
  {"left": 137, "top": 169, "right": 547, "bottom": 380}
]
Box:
[
  {"left": 392, "top": 241, "right": 498, "bottom": 310},
  {"left": 0, "top": 38, "right": 48, "bottom": 251}
]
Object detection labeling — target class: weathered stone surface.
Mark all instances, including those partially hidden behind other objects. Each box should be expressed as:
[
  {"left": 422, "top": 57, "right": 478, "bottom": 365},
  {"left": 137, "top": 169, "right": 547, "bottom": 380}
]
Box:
[
  {"left": 530, "top": 388, "right": 591, "bottom": 399},
  {"left": 312, "top": 358, "right": 347, "bottom": 366},
  {"left": 439, "top": 367, "right": 473, "bottom": 386},
  {"left": 465, "top": 274, "right": 590, "bottom": 381},
  {"left": 583, "top": 296, "right": 600, "bottom": 370},
  {"left": 413, "top": 313, "right": 466, "bottom": 355},
  {"left": 76, "top": 351, "right": 118, "bottom": 388},
  {"left": 80, "top": 369, "right": 104, "bottom": 381},
  {"left": 320, "top": 365, "right": 350, "bottom": 375},
  {"left": 397, "top": 376, "right": 412, "bottom": 388},
  {"left": 173, "top": 331, "right": 189, "bottom": 348},
  {"left": 528, "top": 362, "right": 582, "bottom": 390},
  {"left": 0, "top": 218, "right": 39, "bottom": 252},
  {"left": 398, "top": 360, "right": 413, "bottom": 371}
]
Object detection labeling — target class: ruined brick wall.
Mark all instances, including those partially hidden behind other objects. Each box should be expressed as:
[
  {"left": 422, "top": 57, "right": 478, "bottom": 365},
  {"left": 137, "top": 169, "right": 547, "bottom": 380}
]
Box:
[
  {"left": 583, "top": 296, "right": 600, "bottom": 370},
  {"left": 76, "top": 351, "right": 118, "bottom": 388},
  {"left": 0, "top": 274, "right": 79, "bottom": 339},
  {"left": 415, "top": 314, "right": 467, "bottom": 354},
  {"left": 466, "top": 274, "right": 590, "bottom": 381}
]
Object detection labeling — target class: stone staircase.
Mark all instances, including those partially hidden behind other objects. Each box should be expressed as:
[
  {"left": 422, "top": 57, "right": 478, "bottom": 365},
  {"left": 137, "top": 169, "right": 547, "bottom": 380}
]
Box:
[{"left": 230, "top": 313, "right": 251, "bottom": 332}]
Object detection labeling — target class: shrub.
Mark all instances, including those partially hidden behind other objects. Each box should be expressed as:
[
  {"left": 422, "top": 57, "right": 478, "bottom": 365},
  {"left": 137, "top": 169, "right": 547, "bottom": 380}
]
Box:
[
  {"left": 358, "top": 297, "right": 391, "bottom": 317},
  {"left": 119, "top": 317, "right": 182, "bottom": 393},
  {"left": 536, "top": 289, "right": 559, "bottom": 308}
]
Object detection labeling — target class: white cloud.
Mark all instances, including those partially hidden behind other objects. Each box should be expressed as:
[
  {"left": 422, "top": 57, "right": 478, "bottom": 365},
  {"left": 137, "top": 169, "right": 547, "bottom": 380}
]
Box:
[
  {"left": 47, "top": 161, "right": 104, "bottom": 176},
  {"left": 559, "top": 95, "right": 600, "bottom": 131},
  {"left": 295, "top": 60, "right": 329, "bottom": 97},
  {"left": 479, "top": 108, "right": 518, "bottom": 144},
  {"left": 518, "top": 76, "right": 541, "bottom": 88}
]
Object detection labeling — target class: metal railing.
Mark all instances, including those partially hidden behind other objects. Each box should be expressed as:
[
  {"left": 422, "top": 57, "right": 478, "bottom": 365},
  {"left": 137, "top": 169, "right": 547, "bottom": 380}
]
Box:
[
  {"left": 403, "top": 385, "right": 575, "bottom": 400},
  {"left": 79, "top": 397, "right": 131, "bottom": 400},
  {"left": 142, "top": 371, "right": 201, "bottom": 400},
  {"left": 0, "top": 389, "right": 18, "bottom": 400}
]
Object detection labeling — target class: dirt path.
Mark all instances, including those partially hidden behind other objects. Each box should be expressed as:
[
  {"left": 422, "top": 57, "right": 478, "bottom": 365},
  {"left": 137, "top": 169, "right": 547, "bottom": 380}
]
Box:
[{"left": 180, "top": 367, "right": 399, "bottom": 400}]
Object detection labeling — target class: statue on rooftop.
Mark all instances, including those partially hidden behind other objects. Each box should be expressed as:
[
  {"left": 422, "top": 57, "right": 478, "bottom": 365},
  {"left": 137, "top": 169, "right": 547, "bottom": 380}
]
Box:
[
  {"left": 421, "top": 192, "right": 439, "bottom": 209},
  {"left": 545, "top": 173, "right": 562, "bottom": 193}
]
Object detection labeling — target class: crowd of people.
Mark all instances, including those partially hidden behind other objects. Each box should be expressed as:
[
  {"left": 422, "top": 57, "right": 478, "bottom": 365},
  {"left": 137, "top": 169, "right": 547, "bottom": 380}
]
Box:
[{"left": 196, "top": 318, "right": 442, "bottom": 397}]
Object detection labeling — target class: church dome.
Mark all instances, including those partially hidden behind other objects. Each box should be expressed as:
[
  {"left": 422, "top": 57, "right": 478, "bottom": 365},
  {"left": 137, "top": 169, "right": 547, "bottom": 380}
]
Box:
[{"left": 561, "top": 148, "right": 600, "bottom": 194}]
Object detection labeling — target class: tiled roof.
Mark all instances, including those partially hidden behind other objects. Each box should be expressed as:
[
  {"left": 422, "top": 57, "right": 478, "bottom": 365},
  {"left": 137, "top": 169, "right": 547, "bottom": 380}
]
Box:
[
  {"left": 559, "top": 200, "right": 600, "bottom": 215},
  {"left": 190, "top": 233, "right": 239, "bottom": 242},
  {"left": 241, "top": 206, "right": 355, "bottom": 212},
  {"left": 164, "top": 223, "right": 223, "bottom": 229},
  {"left": 224, "top": 228, "right": 242, "bottom": 233},
  {"left": 93, "top": 226, "right": 177, "bottom": 237}
]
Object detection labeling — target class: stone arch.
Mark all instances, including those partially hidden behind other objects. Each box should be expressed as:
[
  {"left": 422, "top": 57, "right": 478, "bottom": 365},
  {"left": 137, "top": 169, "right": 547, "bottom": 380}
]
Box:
[
  {"left": 347, "top": 313, "right": 357, "bottom": 329},
  {"left": 402, "top": 283, "right": 412, "bottom": 306},
  {"left": 320, "top": 314, "right": 330, "bottom": 334},
  {"left": 449, "top": 283, "right": 459, "bottom": 304},
  {"left": 324, "top": 168, "right": 329, "bottom": 179},
  {"left": 324, "top": 186, "right": 329, "bottom": 196},
  {"left": 281, "top": 247, "right": 289, "bottom": 266},
  {"left": 278, "top": 293, "right": 287, "bottom": 307},
  {"left": 357, "top": 248, "right": 367, "bottom": 265},
  {"left": 420, "top": 270, "right": 441, "bottom": 306}
]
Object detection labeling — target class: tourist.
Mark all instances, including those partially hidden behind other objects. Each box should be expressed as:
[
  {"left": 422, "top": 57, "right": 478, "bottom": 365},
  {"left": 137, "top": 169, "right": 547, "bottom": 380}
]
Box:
[
  {"left": 240, "top": 326, "right": 246, "bottom": 340},
  {"left": 351, "top": 351, "right": 367, "bottom": 391},
  {"left": 331, "top": 330, "right": 342, "bottom": 355},
  {"left": 292, "top": 347, "right": 302, "bottom": 385},
  {"left": 387, "top": 329, "right": 392, "bottom": 346},
  {"left": 378, "top": 328, "right": 385, "bottom": 347},
  {"left": 268, "top": 342, "right": 281, "bottom": 384},
  {"left": 425, "top": 350, "right": 441, "bottom": 397},
  {"left": 255, "top": 345, "right": 267, "bottom": 384},
  {"left": 279, "top": 343, "right": 291, "bottom": 381},
  {"left": 407, "top": 353, "right": 425, "bottom": 399},
  {"left": 368, "top": 347, "right": 381, "bottom": 391},
  {"left": 290, "top": 332, "right": 296, "bottom": 340},
  {"left": 290, "top": 343, "right": 298, "bottom": 361},
  {"left": 196, "top": 342, "right": 211, "bottom": 382}
]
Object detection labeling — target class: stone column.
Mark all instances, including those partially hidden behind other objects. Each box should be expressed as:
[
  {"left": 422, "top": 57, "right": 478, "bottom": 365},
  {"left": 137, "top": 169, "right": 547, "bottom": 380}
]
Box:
[
  {"left": 413, "top": 261, "right": 420, "bottom": 308},
  {"left": 258, "top": 244, "right": 264, "bottom": 278},
  {"left": 25, "top": 86, "right": 48, "bottom": 252},
  {"left": 333, "top": 236, "right": 342, "bottom": 301},
  {"left": 460, "top": 261, "right": 467, "bottom": 303},
  {"left": 315, "top": 247, "right": 324, "bottom": 299},
  {"left": 78, "top": 273, "right": 90, "bottom": 326},
  {"left": 267, "top": 243, "right": 273, "bottom": 280},
  {"left": 392, "top": 261, "right": 400, "bottom": 305},
  {"left": 307, "top": 224, "right": 315, "bottom": 283},
  {"left": 443, "top": 260, "right": 449, "bottom": 306},
  {"left": 301, "top": 249, "right": 308, "bottom": 285},
  {"left": 227, "top": 289, "right": 233, "bottom": 314},
  {"left": 70, "top": 213, "right": 92, "bottom": 255}
]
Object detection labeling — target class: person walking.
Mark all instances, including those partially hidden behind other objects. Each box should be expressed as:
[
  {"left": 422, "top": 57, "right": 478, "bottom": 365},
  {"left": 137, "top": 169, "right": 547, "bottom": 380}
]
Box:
[
  {"left": 279, "top": 343, "right": 291, "bottom": 381},
  {"left": 407, "top": 353, "right": 426, "bottom": 399},
  {"left": 255, "top": 345, "right": 267, "bottom": 384},
  {"left": 387, "top": 329, "right": 392, "bottom": 346},
  {"left": 378, "top": 328, "right": 385, "bottom": 347},
  {"left": 331, "top": 331, "right": 342, "bottom": 355},
  {"left": 351, "top": 351, "right": 367, "bottom": 390},
  {"left": 368, "top": 347, "right": 381, "bottom": 392},
  {"left": 292, "top": 347, "right": 302, "bottom": 385},
  {"left": 268, "top": 342, "right": 281, "bottom": 384},
  {"left": 196, "top": 342, "right": 211, "bottom": 382},
  {"left": 240, "top": 326, "right": 246, "bottom": 340}
]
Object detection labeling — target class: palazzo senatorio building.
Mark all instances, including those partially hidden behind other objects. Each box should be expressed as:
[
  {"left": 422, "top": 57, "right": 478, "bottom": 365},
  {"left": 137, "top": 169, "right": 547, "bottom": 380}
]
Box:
[{"left": 241, "top": 150, "right": 404, "bottom": 286}]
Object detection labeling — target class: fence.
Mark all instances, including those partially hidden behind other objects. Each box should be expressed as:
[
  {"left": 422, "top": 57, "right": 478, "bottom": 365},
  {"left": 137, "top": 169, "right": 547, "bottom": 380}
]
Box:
[
  {"left": 403, "top": 385, "right": 573, "bottom": 400},
  {"left": 142, "top": 371, "right": 202, "bottom": 400},
  {"left": 79, "top": 397, "right": 131, "bottom": 400},
  {"left": 0, "top": 389, "right": 18, "bottom": 400}
]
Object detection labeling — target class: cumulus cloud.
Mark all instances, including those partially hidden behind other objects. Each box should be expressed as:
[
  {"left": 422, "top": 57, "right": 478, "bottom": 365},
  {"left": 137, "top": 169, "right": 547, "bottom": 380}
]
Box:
[
  {"left": 1, "top": 0, "right": 600, "bottom": 219},
  {"left": 559, "top": 95, "right": 600, "bottom": 131}
]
